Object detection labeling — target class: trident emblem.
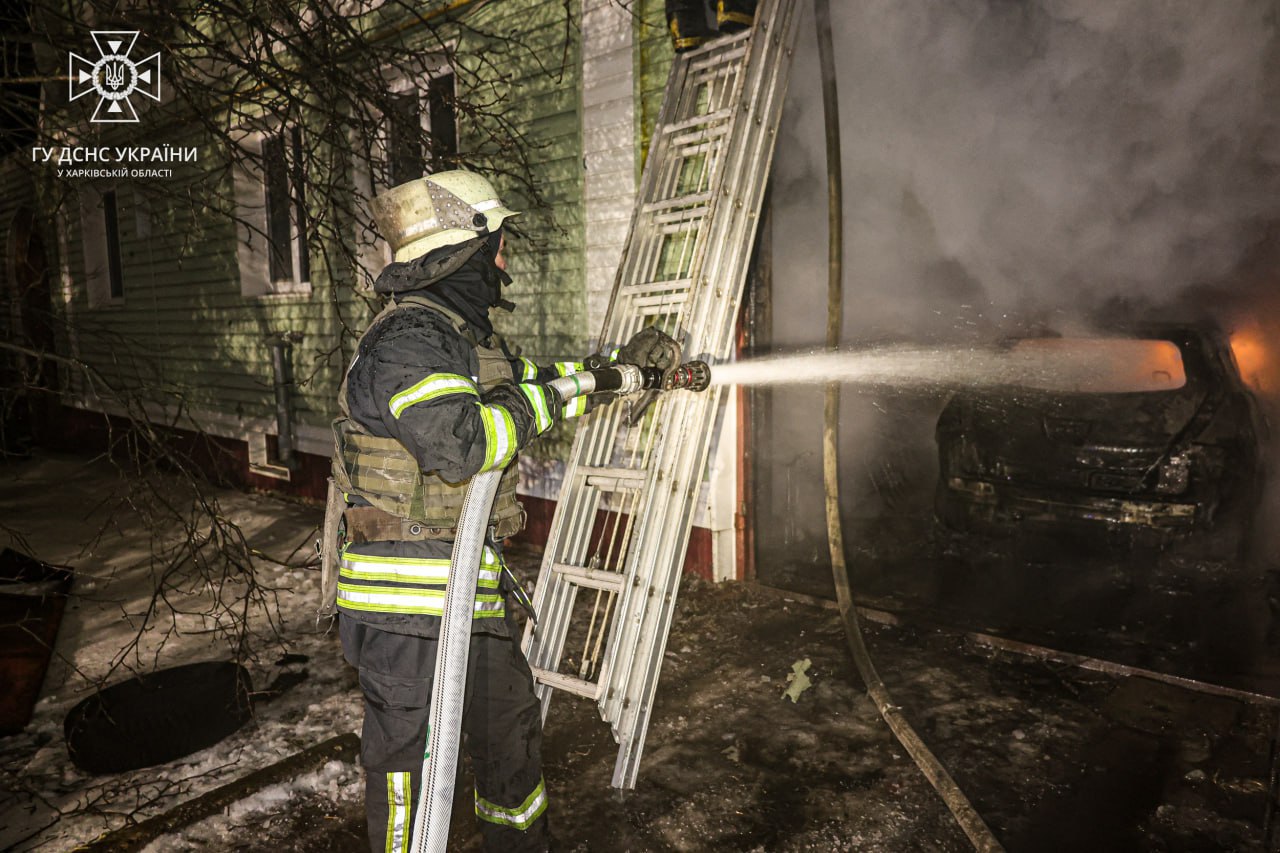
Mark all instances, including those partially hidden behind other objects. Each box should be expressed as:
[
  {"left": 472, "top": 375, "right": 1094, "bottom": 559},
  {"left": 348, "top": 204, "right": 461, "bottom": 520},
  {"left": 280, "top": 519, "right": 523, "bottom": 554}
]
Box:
[{"left": 69, "top": 31, "right": 161, "bottom": 123}]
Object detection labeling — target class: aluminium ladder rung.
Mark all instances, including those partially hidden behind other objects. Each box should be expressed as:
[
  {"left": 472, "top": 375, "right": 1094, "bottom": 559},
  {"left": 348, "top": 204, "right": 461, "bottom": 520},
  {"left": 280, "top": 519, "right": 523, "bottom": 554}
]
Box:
[
  {"left": 658, "top": 108, "right": 735, "bottom": 137},
  {"left": 683, "top": 38, "right": 749, "bottom": 73},
  {"left": 652, "top": 210, "right": 711, "bottom": 229},
  {"left": 576, "top": 465, "right": 647, "bottom": 488},
  {"left": 640, "top": 192, "right": 714, "bottom": 215},
  {"left": 616, "top": 281, "right": 693, "bottom": 302},
  {"left": 523, "top": 0, "right": 800, "bottom": 791},
  {"left": 550, "top": 562, "right": 625, "bottom": 593},
  {"left": 530, "top": 666, "right": 601, "bottom": 700}
]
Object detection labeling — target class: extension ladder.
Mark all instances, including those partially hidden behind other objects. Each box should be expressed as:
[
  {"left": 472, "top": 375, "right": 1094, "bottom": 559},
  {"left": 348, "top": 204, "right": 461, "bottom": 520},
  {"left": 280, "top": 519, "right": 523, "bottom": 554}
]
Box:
[{"left": 521, "top": 0, "right": 801, "bottom": 789}]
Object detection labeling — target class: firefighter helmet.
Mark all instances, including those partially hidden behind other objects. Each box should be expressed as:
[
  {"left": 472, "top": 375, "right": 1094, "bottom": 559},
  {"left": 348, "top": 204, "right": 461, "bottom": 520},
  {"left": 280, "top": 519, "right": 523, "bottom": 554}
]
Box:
[{"left": 370, "top": 170, "right": 520, "bottom": 263}]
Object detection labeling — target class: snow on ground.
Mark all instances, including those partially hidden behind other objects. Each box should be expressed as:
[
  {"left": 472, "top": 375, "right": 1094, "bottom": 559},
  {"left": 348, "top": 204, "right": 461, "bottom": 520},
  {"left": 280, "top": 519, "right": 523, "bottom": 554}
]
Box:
[
  {"left": 5, "top": 451, "right": 1278, "bottom": 852},
  {"left": 0, "top": 453, "right": 364, "bottom": 852}
]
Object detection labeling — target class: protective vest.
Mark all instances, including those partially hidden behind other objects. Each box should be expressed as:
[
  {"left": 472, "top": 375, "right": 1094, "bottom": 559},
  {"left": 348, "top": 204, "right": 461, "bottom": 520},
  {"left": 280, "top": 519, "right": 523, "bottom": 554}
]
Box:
[{"left": 332, "top": 295, "right": 525, "bottom": 540}]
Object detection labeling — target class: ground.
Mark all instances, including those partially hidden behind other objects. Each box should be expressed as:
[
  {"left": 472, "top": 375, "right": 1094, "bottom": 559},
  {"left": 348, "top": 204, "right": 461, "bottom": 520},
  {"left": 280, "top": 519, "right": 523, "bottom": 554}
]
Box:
[{"left": 2, "top": 452, "right": 1278, "bottom": 852}]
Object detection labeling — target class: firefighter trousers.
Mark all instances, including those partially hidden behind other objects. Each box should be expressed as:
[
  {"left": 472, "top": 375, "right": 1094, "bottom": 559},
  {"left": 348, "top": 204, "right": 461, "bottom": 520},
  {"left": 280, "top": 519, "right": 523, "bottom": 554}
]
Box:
[{"left": 340, "top": 617, "right": 550, "bottom": 853}]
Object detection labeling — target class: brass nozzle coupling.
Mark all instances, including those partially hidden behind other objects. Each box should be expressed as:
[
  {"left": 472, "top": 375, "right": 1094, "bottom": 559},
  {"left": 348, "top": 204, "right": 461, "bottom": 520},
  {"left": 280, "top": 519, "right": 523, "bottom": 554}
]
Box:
[{"left": 664, "top": 360, "right": 711, "bottom": 392}]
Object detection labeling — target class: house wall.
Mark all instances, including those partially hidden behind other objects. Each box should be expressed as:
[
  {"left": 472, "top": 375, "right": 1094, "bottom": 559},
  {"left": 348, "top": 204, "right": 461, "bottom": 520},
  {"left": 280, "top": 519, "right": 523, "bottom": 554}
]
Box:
[
  {"left": 635, "top": 0, "right": 675, "bottom": 171},
  {"left": 21, "top": 0, "right": 721, "bottom": 571},
  {"left": 43, "top": 0, "right": 591, "bottom": 489}
]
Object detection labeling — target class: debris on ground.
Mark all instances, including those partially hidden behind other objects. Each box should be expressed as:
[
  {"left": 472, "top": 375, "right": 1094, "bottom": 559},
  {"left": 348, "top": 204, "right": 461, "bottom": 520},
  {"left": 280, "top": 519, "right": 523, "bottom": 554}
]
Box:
[
  {"left": 782, "top": 658, "right": 814, "bottom": 704},
  {"left": 3, "top": 453, "right": 1278, "bottom": 852}
]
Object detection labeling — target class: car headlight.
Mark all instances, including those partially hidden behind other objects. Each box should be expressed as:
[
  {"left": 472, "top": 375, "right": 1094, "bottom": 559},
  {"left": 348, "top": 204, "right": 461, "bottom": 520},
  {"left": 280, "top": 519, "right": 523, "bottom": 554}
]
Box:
[{"left": 1154, "top": 451, "right": 1191, "bottom": 494}]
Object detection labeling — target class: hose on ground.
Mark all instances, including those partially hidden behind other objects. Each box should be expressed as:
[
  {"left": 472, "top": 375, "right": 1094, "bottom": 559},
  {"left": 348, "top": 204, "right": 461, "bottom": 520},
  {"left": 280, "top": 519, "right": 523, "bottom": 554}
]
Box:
[
  {"left": 814, "top": 1, "right": 1004, "bottom": 849},
  {"left": 410, "top": 468, "right": 504, "bottom": 853}
]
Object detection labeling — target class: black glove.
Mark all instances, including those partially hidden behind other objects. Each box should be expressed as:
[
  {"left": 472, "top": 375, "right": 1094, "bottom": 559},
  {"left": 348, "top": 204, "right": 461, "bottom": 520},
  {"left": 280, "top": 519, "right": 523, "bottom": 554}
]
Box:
[{"left": 617, "top": 327, "right": 681, "bottom": 379}]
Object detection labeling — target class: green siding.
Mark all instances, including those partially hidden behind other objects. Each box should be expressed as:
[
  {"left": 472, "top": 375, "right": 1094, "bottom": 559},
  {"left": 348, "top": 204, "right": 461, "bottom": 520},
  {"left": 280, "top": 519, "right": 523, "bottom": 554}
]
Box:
[
  {"left": 635, "top": 0, "right": 675, "bottom": 174},
  {"left": 461, "top": 0, "right": 587, "bottom": 364},
  {"left": 58, "top": 128, "right": 349, "bottom": 430},
  {"left": 43, "top": 0, "right": 588, "bottom": 463}
]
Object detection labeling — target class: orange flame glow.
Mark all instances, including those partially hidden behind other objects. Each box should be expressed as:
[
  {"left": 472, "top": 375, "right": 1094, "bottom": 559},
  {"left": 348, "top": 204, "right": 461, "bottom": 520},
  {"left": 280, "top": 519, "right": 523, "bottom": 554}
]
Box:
[
  {"left": 1230, "top": 326, "right": 1270, "bottom": 394},
  {"left": 1011, "top": 338, "right": 1186, "bottom": 392}
]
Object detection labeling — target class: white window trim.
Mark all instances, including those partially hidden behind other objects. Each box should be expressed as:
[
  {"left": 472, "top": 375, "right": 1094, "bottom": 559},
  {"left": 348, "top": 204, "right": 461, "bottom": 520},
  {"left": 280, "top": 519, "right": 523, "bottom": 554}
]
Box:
[
  {"left": 80, "top": 184, "right": 125, "bottom": 309},
  {"left": 233, "top": 123, "right": 312, "bottom": 298}
]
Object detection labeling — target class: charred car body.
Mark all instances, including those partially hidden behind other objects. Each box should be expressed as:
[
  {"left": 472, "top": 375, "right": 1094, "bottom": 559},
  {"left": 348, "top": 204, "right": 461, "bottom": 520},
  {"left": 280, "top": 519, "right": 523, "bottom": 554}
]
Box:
[{"left": 935, "top": 325, "right": 1266, "bottom": 558}]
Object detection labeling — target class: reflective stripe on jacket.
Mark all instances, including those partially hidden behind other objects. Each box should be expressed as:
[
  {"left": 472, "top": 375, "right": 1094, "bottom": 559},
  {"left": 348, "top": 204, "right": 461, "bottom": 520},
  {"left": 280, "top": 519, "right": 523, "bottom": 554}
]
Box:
[{"left": 337, "top": 545, "right": 507, "bottom": 619}]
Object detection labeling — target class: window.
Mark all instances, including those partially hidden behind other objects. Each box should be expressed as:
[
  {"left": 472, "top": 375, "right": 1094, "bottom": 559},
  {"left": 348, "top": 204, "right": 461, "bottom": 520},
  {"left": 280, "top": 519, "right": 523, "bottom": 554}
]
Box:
[
  {"left": 235, "top": 123, "right": 311, "bottom": 297},
  {"left": 101, "top": 191, "right": 124, "bottom": 299},
  {"left": 80, "top": 186, "right": 125, "bottom": 307},
  {"left": 426, "top": 72, "right": 457, "bottom": 172},
  {"left": 382, "top": 71, "right": 456, "bottom": 186},
  {"left": 387, "top": 92, "right": 423, "bottom": 187},
  {"left": 355, "top": 67, "right": 458, "bottom": 279}
]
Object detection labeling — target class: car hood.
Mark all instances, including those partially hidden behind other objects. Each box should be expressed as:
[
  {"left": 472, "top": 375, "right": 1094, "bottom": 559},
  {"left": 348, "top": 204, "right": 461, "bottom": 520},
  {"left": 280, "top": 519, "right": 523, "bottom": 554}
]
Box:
[{"left": 955, "top": 384, "right": 1210, "bottom": 490}]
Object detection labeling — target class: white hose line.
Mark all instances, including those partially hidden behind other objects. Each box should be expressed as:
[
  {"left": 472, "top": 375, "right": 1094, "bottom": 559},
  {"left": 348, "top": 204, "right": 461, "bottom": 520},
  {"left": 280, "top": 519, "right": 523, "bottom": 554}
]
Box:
[
  {"left": 409, "top": 371, "right": 631, "bottom": 850},
  {"left": 410, "top": 468, "right": 503, "bottom": 853}
]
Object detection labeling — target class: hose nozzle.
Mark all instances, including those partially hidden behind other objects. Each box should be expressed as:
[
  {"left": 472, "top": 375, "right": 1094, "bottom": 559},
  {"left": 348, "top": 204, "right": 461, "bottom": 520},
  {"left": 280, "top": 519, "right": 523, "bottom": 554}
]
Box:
[{"left": 664, "top": 360, "right": 711, "bottom": 392}]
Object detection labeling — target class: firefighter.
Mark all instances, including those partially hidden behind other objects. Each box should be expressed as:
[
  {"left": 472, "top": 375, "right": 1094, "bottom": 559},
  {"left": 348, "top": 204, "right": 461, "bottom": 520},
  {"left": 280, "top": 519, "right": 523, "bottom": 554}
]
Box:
[
  {"left": 333, "top": 169, "right": 678, "bottom": 853},
  {"left": 666, "top": 0, "right": 757, "bottom": 52}
]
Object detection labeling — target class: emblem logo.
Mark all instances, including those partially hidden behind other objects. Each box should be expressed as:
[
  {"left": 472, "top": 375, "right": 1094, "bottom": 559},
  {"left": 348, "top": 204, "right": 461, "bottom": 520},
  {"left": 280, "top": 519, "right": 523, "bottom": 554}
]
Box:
[{"left": 69, "top": 31, "right": 161, "bottom": 123}]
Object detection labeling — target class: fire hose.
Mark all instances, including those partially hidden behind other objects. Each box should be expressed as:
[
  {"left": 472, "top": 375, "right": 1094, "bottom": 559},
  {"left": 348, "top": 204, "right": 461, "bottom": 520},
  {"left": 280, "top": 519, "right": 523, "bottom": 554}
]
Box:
[
  {"left": 812, "top": 1, "right": 1003, "bottom": 850},
  {"left": 410, "top": 360, "right": 708, "bottom": 852}
]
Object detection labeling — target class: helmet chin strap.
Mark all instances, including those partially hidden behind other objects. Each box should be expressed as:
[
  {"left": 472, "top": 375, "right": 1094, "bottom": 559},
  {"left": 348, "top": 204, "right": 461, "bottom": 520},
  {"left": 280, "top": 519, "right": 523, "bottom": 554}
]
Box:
[{"left": 479, "top": 228, "right": 516, "bottom": 311}]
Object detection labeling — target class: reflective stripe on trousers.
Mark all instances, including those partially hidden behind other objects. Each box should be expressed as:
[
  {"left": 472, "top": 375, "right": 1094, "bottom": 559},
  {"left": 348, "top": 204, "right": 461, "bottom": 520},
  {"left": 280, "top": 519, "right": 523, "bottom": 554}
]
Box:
[
  {"left": 475, "top": 777, "right": 548, "bottom": 831},
  {"left": 341, "top": 619, "right": 551, "bottom": 853},
  {"left": 385, "top": 771, "right": 411, "bottom": 853}
]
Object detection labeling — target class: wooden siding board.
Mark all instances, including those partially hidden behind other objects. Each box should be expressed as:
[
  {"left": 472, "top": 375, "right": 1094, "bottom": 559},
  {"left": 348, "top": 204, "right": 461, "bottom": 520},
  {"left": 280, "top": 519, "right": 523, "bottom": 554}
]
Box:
[
  {"left": 635, "top": 0, "right": 674, "bottom": 171},
  {"left": 48, "top": 0, "right": 589, "bottom": 466}
]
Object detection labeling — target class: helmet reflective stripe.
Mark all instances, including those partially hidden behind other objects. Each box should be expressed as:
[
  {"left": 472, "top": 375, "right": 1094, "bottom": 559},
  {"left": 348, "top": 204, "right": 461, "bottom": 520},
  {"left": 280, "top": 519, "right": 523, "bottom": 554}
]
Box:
[
  {"left": 479, "top": 404, "right": 517, "bottom": 471},
  {"left": 474, "top": 778, "right": 549, "bottom": 831},
  {"left": 389, "top": 373, "right": 479, "bottom": 419},
  {"left": 401, "top": 216, "right": 441, "bottom": 239},
  {"left": 370, "top": 169, "right": 520, "bottom": 263}
]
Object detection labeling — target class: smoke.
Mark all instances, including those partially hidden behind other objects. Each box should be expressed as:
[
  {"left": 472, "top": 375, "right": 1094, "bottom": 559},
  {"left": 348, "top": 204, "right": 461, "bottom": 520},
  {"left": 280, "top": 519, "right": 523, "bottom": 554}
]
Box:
[
  {"left": 759, "top": 0, "right": 1280, "bottom": 542},
  {"left": 771, "top": 0, "right": 1280, "bottom": 343}
]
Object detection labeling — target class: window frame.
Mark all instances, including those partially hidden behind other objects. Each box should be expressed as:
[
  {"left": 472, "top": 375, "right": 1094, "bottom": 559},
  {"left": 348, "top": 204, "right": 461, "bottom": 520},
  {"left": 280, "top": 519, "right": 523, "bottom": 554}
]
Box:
[
  {"left": 353, "top": 56, "right": 458, "bottom": 280},
  {"left": 80, "top": 184, "right": 126, "bottom": 308},
  {"left": 233, "top": 121, "right": 312, "bottom": 298}
]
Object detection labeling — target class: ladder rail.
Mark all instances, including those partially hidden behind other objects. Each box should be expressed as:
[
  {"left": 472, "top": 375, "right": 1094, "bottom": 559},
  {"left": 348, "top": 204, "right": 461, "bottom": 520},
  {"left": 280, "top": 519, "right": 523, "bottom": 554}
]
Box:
[
  {"left": 521, "top": 0, "right": 800, "bottom": 789},
  {"left": 598, "top": 0, "right": 801, "bottom": 743}
]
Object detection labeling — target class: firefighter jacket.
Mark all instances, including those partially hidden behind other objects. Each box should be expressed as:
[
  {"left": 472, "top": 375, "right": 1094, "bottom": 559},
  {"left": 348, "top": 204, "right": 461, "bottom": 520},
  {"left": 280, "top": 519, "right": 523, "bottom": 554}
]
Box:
[{"left": 333, "top": 292, "right": 588, "bottom": 638}]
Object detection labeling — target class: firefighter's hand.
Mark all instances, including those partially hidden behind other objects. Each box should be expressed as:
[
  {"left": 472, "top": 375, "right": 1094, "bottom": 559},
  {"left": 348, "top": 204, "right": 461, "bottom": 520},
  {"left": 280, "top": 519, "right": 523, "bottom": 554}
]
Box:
[
  {"left": 584, "top": 391, "right": 620, "bottom": 414},
  {"left": 617, "top": 327, "right": 681, "bottom": 379}
]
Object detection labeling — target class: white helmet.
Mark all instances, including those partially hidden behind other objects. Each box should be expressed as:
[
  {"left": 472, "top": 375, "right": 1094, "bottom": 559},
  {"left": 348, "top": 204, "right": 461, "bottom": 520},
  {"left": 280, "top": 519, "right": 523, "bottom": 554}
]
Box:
[{"left": 369, "top": 170, "right": 519, "bottom": 263}]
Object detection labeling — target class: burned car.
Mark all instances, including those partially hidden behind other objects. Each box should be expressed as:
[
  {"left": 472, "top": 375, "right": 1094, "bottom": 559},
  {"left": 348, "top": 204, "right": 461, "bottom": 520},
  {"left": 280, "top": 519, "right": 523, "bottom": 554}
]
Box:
[{"left": 935, "top": 325, "right": 1266, "bottom": 558}]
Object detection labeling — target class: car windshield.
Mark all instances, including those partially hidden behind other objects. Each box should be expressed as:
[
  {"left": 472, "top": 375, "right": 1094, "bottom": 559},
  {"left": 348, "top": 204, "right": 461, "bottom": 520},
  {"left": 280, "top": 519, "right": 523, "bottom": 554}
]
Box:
[{"left": 1007, "top": 338, "right": 1187, "bottom": 393}]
